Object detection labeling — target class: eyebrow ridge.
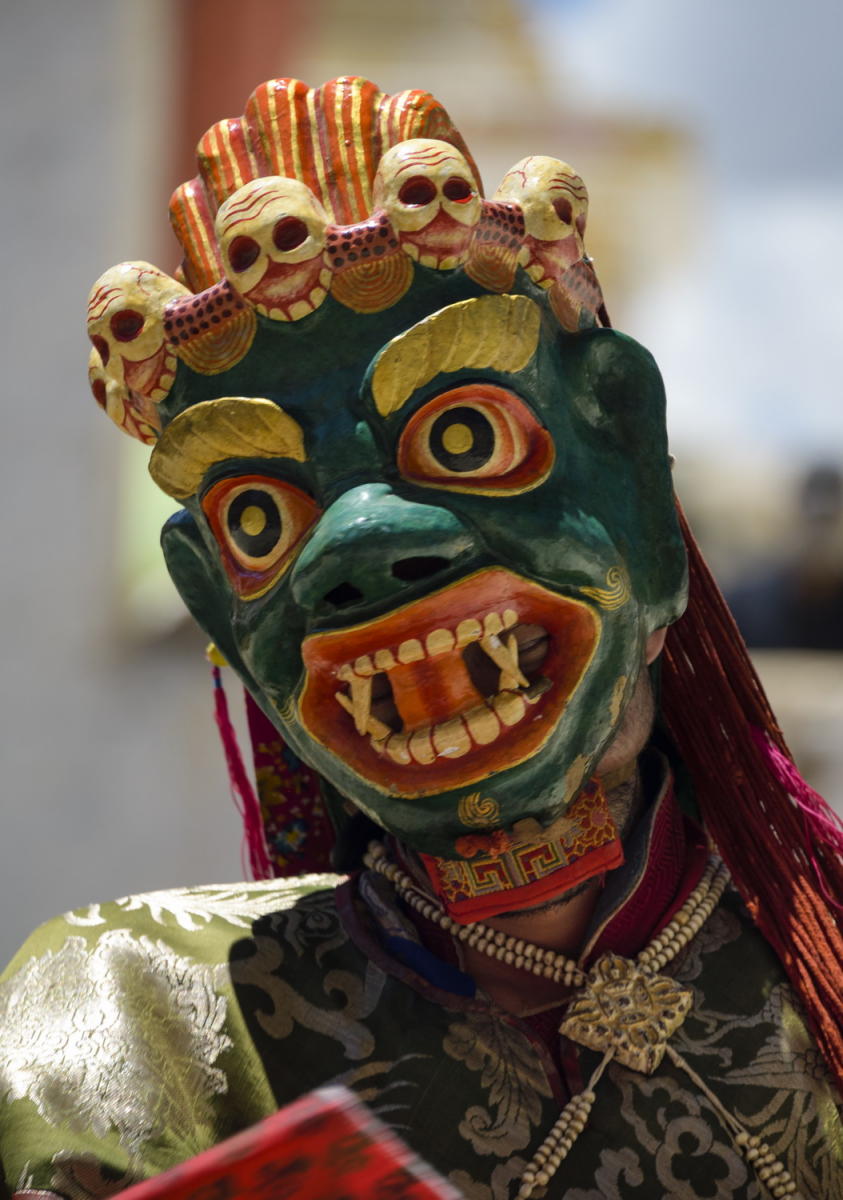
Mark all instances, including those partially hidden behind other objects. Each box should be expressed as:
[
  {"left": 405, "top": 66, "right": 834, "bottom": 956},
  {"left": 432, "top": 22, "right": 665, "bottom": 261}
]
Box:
[
  {"left": 149, "top": 397, "right": 306, "bottom": 499},
  {"left": 371, "top": 294, "right": 541, "bottom": 418}
]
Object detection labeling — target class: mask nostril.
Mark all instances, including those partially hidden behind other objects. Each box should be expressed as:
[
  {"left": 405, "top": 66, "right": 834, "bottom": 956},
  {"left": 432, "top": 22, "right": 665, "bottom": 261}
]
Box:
[
  {"left": 324, "top": 581, "right": 365, "bottom": 609},
  {"left": 392, "top": 555, "right": 451, "bottom": 583}
]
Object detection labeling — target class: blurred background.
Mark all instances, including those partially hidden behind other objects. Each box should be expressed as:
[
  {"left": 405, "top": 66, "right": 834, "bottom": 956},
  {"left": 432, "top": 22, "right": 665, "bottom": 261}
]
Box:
[{"left": 1, "top": 0, "right": 841, "bottom": 963}]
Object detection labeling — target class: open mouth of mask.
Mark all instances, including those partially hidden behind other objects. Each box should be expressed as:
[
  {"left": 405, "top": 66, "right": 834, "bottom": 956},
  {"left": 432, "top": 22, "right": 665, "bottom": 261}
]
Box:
[{"left": 299, "top": 568, "right": 599, "bottom": 796}]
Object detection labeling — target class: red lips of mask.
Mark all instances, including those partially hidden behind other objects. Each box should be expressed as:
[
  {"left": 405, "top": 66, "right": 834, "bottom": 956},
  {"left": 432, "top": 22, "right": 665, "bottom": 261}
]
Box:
[{"left": 299, "top": 568, "right": 599, "bottom": 796}]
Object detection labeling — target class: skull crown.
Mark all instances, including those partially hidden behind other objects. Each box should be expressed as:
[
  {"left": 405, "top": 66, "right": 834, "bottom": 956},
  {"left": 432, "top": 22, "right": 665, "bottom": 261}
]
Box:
[{"left": 85, "top": 78, "right": 607, "bottom": 447}]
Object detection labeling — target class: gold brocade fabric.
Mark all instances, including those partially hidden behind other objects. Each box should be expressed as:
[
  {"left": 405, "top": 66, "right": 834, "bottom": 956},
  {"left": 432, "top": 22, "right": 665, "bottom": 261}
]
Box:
[
  {"left": 0, "top": 874, "right": 841, "bottom": 1198},
  {"left": 0, "top": 878, "right": 334, "bottom": 1192}
]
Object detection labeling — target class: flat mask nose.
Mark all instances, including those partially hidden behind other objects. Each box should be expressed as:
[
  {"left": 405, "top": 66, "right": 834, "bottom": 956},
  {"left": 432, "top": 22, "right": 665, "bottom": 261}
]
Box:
[{"left": 290, "top": 484, "right": 474, "bottom": 617}]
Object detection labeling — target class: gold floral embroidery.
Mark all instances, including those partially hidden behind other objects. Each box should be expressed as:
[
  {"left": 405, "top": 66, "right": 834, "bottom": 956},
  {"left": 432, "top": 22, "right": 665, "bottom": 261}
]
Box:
[
  {"left": 443, "top": 1013, "right": 552, "bottom": 1156},
  {"left": 65, "top": 875, "right": 340, "bottom": 932},
  {"left": 0, "top": 931, "right": 231, "bottom": 1155},
  {"left": 230, "top": 933, "right": 385, "bottom": 1061}
]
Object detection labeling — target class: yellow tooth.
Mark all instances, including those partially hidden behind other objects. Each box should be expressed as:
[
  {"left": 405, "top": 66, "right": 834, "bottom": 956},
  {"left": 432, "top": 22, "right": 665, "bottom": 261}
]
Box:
[
  {"left": 386, "top": 732, "right": 412, "bottom": 765},
  {"left": 481, "top": 634, "right": 529, "bottom": 689},
  {"left": 337, "top": 664, "right": 354, "bottom": 682},
  {"left": 433, "top": 717, "right": 472, "bottom": 758},
  {"left": 397, "top": 638, "right": 424, "bottom": 664},
  {"left": 374, "top": 648, "right": 396, "bottom": 671},
  {"left": 309, "top": 286, "right": 327, "bottom": 306},
  {"left": 290, "top": 299, "right": 314, "bottom": 321},
  {"left": 456, "top": 618, "right": 483, "bottom": 647},
  {"left": 483, "top": 612, "right": 503, "bottom": 637},
  {"left": 408, "top": 726, "right": 436, "bottom": 764},
  {"left": 492, "top": 691, "right": 527, "bottom": 727},
  {"left": 349, "top": 673, "right": 372, "bottom": 734},
  {"left": 403, "top": 242, "right": 420, "bottom": 261},
  {"left": 498, "top": 633, "right": 522, "bottom": 690},
  {"left": 419, "top": 253, "right": 439, "bottom": 268},
  {"left": 425, "top": 627, "right": 456, "bottom": 657},
  {"left": 334, "top": 690, "right": 390, "bottom": 739},
  {"left": 367, "top": 714, "right": 393, "bottom": 739},
  {"left": 319, "top": 268, "right": 333, "bottom": 288},
  {"left": 503, "top": 609, "right": 518, "bottom": 629},
  {"left": 354, "top": 655, "right": 375, "bottom": 676},
  {"left": 369, "top": 731, "right": 389, "bottom": 754},
  {"left": 464, "top": 704, "right": 501, "bottom": 745}
]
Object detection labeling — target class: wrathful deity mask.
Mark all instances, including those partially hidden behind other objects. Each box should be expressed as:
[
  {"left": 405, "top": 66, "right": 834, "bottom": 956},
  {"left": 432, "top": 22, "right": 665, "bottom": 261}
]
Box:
[{"left": 87, "top": 78, "right": 687, "bottom": 875}]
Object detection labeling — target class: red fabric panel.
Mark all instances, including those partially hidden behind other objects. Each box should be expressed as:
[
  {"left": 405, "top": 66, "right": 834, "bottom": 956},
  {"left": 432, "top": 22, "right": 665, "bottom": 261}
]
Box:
[{"left": 105, "top": 1086, "right": 459, "bottom": 1199}]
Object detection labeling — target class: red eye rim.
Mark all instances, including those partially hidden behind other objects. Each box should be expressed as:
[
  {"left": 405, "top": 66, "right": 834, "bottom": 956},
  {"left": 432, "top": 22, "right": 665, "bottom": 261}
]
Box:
[
  {"left": 201, "top": 474, "right": 321, "bottom": 600},
  {"left": 397, "top": 383, "right": 555, "bottom": 495},
  {"left": 443, "top": 176, "right": 474, "bottom": 203}
]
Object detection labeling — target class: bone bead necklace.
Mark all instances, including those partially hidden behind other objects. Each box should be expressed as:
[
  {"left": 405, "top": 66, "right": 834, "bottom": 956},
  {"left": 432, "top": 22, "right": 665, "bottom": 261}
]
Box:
[{"left": 364, "top": 842, "right": 801, "bottom": 1199}]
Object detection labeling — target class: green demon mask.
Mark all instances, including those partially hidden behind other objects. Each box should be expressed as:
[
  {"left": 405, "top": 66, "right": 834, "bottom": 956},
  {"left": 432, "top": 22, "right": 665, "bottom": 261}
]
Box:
[{"left": 87, "top": 78, "right": 687, "bottom": 889}]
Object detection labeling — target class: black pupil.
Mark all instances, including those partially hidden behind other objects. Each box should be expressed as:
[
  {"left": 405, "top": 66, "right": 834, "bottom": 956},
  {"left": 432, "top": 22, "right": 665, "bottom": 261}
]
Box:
[
  {"left": 429, "top": 406, "right": 494, "bottom": 473},
  {"left": 227, "top": 490, "right": 282, "bottom": 559}
]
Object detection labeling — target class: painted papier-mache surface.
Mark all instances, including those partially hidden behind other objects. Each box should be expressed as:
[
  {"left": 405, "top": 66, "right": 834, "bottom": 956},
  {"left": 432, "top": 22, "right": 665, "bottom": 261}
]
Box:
[
  {"left": 89, "top": 77, "right": 685, "bottom": 866},
  {"left": 2, "top": 77, "right": 843, "bottom": 1200}
]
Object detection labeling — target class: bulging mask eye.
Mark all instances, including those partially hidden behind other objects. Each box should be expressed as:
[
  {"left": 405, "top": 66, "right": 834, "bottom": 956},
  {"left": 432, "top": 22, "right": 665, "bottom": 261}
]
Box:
[
  {"left": 397, "top": 384, "right": 554, "bottom": 494},
  {"left": 202, "top": 475, "right": 320, "bottom": 599}
]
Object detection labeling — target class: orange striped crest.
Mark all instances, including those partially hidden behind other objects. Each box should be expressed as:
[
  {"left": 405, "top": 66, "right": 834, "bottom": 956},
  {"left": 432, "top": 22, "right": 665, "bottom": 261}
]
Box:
[{"left": 170, "top": 77, "right": 479, "bottom": 293}]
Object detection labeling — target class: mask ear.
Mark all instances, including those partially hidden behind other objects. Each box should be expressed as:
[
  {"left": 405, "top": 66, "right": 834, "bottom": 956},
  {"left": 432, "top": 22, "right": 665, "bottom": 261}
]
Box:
[
  {"left": 161, "top": 509, "right": 257, "bottom": 688},
  {"left": 567, "top": 328, "right": 688, "bottom": 629}
]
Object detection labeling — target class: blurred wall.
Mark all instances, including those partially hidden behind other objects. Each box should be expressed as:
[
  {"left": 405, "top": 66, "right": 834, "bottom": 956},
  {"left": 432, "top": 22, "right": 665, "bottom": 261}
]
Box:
[{"left": 0, "top": 1, "right": 246, "bottom": 966}]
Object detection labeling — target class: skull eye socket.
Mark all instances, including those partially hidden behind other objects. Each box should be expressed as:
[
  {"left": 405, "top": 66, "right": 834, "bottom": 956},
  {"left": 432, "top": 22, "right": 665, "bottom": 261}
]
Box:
[
  {"left": 553, "top": 197, "right": 573, "bottom": 225},
  {"left": 110, "top": 309, "right": 145, "bottom": 342},
  {"left": 273, "top": 216, "right": 309, "bottom": 252},
  {"left": 397, "top": 384, "right": 554, "bottom": 495},
  {"left": 91, "top": 377, "right": 107, "bottom": 409},
  {"left": 91, "top": 334, "right": 110, "bottom": 366},
  {"left": 228, "top": 235, "right": 261, "bottom": 273},
  {"left": 443, "top": 176, "right": 473, "bottom": 203},
  {"left": 398, "top": 176, "right": 438, "bottom": 207},
  {"left": 202, "top": 475, "right": 321, "bottom": 599}
]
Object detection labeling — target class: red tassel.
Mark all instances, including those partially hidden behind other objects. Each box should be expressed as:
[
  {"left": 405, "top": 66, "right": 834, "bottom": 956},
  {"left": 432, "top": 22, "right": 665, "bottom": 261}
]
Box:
[
  {"left": 211, "top": 665, "right": 274, "bottom": 881},
  {"left": 750, "top": 726, "right": 843, "bottom": 914},
  {"left": 662, "top": 501, "right": 843, "bottom": 1090}
]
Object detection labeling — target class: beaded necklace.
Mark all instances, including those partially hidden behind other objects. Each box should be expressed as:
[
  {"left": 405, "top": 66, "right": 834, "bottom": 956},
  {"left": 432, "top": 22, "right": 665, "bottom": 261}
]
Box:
[{"left": 364, "top": 842, "right": 801, "bottom": 1199}]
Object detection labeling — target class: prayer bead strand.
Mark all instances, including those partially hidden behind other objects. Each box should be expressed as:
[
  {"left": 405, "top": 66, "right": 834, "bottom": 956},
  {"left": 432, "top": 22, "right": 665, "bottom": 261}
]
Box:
[{"left": 364, "top": 843, "right": 799, "bottom": 1198}]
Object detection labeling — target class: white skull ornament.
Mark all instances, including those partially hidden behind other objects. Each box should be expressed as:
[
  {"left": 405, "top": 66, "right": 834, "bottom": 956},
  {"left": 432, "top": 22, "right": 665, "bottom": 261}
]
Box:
[
  {"left": 373, "top": 139, "right": 482, "bottom": 269},
  {"left": 495, "top": 156, "right": 589, "bottom": 288},
  {"left": 215, "top": 177, "right": 332, "bottom": 320},
  {"left": 86, "top": 262, "right": 188, "bottom": 442}
]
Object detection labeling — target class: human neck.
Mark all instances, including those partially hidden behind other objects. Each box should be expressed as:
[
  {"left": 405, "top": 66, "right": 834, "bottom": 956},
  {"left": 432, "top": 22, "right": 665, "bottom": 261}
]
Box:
[{"left": 406, "top": 760, "right": 643, "bottom": 1015}]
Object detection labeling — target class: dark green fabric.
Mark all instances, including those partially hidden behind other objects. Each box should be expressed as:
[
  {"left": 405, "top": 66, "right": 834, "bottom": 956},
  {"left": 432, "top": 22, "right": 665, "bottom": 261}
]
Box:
[{"left": 1, "top": 870, "right": 841, "bottom": 1198}]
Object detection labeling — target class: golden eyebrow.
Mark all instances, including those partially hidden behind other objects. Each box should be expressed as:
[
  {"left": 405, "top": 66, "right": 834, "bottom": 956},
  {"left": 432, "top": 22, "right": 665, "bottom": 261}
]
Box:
[
  {"left": 371, "top": 294, "right": 542, "bottom": 418},
  {"left": 149, "top": 397, "right": 306, "bottom": 500}
]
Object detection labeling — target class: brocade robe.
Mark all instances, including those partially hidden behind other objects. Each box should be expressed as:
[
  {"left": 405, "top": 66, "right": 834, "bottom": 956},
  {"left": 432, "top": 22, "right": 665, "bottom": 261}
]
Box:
[{"left": 1, "top": 782, "right": 842, "bottom": 1199}]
